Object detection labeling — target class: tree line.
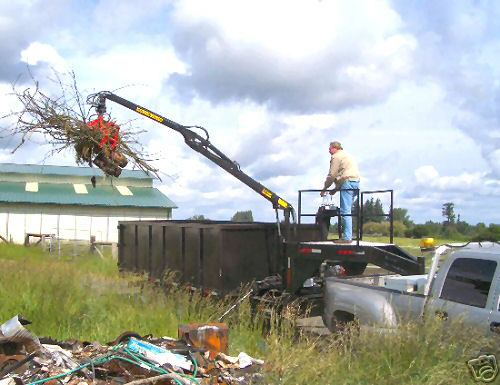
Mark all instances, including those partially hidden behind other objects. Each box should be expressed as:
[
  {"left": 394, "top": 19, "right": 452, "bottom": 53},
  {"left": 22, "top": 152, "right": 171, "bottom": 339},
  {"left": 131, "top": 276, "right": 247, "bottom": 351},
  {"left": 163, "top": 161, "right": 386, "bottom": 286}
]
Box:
[
  {"left": 188, "top": 199, "right": 499, "bottom": 241},
  {"left": 360, "top": 198, "right": 499, "bottom": 241}
]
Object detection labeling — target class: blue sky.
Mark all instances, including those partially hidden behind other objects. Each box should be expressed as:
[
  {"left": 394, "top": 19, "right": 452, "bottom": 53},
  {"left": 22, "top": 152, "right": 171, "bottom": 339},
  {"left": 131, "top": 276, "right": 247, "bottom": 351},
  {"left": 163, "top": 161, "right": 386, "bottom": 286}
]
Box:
[{"left": 0, "top": 0, "right": 499, "bottom": 224}]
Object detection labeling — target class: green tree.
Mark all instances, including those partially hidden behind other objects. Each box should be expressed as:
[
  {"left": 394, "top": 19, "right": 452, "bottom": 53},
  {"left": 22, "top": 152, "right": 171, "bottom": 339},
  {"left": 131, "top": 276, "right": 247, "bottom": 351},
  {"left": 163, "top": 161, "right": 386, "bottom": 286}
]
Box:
[
  {"left": 362, "top": 221, "right": 407, "bottom": 237},
  {"left": 189, "top": 214, "right": 208, "bottom": 221},
  {"left": 456, "top": 220, "right": 473, "bottom": 236},
  {"left": 363, "top": 198, "right": 385, "bottom": 223},
  {"left": 393, "top": 208, "right": 413, "bottom": 227},
  {"left": 472, "top": 224, "right": 500, "bottom": 241},
  {"left": 442, "top": 202, "right": 456, "bottom": 225},
  {"left": 406, "top": 221, "right": 442, "bottom": 238},
  {"left": 231, "top": 210, "right": 254, "bottom": 222}
]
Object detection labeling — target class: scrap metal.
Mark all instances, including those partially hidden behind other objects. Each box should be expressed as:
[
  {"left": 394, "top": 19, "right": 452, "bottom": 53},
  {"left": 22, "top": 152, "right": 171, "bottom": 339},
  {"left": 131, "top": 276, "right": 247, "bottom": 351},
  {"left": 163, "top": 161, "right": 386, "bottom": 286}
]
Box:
[{"left": 0, "top": 316, "right": 263, "bottom": 385}]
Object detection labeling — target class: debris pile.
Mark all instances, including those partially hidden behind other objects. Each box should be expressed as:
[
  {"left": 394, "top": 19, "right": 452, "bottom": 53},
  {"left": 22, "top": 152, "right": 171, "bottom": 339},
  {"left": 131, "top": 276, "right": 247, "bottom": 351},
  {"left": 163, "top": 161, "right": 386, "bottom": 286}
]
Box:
[
  {"left": 0, "top": 316, "right": 264, "bottom": 385},
  {"left": 2, "top": 74, "right": 159, "bottom": 178}
]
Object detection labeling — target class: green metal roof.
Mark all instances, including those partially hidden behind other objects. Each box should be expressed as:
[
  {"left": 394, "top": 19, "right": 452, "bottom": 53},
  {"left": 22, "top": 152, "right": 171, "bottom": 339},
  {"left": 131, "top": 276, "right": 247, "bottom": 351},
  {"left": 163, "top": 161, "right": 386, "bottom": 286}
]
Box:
[
  {"left": 0, "top": 163, "right": 152, "bottom": 180},
  {"left": 0, "top": 182, "right": 177, "bottom": 208}
]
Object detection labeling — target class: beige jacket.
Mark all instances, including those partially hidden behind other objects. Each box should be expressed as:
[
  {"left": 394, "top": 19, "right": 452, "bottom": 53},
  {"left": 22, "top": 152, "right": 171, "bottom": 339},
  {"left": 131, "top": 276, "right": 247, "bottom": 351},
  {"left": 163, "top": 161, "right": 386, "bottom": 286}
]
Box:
[{"left": 323, "top": 149, "right": 360, "bottom": 189}]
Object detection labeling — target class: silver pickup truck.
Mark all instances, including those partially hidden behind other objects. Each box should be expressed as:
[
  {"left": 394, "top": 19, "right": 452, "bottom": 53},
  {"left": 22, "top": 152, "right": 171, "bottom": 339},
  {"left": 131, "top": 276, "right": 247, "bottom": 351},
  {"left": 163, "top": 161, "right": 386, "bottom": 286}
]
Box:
[{"left": 323, "top": 242, "right": 500, "bottom": 334}]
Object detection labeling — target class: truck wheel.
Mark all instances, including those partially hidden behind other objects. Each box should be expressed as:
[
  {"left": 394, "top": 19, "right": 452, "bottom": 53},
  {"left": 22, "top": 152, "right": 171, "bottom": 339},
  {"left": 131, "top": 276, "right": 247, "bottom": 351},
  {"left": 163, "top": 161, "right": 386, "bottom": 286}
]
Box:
[
  {"left": 330, "top": 311, "right": 358, "bottom": 334},
  {"left": 342, "top": 262, "right": 367, "bottom": 276}
]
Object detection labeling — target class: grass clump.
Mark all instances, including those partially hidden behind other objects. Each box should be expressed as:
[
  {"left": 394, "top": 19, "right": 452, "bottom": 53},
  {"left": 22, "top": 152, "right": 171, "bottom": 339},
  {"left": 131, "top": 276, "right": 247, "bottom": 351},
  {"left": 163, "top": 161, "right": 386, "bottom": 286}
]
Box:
[{"left": 263, "top": 317, "right": 497, "bottom": 385}]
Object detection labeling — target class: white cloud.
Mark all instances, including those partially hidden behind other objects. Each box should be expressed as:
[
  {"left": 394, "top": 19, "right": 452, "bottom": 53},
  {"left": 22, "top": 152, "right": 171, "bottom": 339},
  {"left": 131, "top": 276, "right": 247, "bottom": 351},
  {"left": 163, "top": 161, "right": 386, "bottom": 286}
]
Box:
[
  {"left": 169, "top": 0, "right": 417, "bottom": 112},
  {"left": 414, "top": 165, "right": 440, "bottom": 185},
  {"left": 488, "top": 149, "right": 500, "bottom": 176},
  {"left": 20, "top": 42, "right": 67, "bottom": 72},
  {"left": 414, "top": 165, "right": 485, "bottom": 191},
  {"left": 69, "top": 44, "right": 185, "bottom": 99}
]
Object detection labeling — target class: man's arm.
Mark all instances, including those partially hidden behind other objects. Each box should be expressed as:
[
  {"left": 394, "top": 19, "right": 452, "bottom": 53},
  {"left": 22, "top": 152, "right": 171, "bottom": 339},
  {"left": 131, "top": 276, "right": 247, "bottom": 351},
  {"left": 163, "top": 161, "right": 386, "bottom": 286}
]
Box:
[{"left": 321, "top": 156, "right": 341, "bottom": 195}]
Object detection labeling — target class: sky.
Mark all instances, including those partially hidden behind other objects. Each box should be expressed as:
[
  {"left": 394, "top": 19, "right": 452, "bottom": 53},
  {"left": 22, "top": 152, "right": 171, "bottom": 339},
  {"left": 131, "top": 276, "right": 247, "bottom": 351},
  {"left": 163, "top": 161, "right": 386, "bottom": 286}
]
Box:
[{"left": 0, "top": 0, "right": 499, "bottom": 225}]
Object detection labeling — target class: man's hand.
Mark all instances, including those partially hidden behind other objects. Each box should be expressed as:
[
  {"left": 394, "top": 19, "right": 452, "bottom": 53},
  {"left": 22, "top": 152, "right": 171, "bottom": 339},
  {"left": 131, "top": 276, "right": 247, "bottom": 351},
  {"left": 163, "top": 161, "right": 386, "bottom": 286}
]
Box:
[{"left": 320, "top": 190, "right": 326, "bottom": 197}]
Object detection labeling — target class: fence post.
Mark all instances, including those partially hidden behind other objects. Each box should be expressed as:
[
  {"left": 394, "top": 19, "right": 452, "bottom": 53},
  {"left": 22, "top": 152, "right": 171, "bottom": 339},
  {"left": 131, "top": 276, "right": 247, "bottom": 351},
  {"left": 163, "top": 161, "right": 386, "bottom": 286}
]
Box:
[{"left": 90, "top": 235, "right": 96, "bottom": 254}]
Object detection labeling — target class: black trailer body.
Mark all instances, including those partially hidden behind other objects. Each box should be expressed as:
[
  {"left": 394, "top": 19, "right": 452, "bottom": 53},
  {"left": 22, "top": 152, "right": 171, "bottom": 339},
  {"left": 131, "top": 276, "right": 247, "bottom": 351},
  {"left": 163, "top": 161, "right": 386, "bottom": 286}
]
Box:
[{"left": 118, "top": 220, "right": 323, "bottom": 292}]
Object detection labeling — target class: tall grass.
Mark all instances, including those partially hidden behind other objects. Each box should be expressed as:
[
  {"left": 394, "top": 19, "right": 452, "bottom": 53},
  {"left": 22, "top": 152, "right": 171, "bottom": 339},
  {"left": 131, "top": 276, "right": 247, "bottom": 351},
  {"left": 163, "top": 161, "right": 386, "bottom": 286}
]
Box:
[
  {"left": 0, "top": 244, "right": 497, "bottom": 384},
  {"left": 0, "top": 245, "right": 229, "bottom": 342},
  {"left": 263, "top": 317, "right": 497, "bottom": 385}
]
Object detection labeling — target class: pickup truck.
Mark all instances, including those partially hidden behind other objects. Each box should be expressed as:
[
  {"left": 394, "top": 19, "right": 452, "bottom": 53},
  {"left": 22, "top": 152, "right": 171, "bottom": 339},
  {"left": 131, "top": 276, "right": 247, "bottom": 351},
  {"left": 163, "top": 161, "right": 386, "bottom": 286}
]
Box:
[{"left": 323, "top": 242, "right": 500, "bottom": 335}]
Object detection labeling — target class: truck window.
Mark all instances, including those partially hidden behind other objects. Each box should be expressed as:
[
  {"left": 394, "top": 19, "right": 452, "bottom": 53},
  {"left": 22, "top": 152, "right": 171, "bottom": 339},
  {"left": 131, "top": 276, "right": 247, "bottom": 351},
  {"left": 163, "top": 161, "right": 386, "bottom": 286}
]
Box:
[{"left": 440, "top": 258, "right": 497, "bottom": 308}]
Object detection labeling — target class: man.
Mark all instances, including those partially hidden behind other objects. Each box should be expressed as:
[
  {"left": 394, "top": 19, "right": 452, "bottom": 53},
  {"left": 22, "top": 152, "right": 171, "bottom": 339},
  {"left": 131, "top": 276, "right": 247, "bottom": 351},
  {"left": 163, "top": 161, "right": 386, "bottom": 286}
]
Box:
[{"left": 320, "top": 141, "right": 360, "bottom": 243}]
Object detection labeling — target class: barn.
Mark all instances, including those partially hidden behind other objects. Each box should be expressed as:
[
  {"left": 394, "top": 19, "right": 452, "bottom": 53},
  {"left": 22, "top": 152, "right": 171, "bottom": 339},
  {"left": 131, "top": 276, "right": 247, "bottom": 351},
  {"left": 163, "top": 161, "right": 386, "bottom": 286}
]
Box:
[{"left": 0, "top": 163, "right": 176, "bottom": 244}]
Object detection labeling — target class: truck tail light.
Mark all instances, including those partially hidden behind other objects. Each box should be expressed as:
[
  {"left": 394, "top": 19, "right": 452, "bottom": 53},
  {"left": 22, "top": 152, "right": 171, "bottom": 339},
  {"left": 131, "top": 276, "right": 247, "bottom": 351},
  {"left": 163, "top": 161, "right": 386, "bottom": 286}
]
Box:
[
  {"left": 298, "top": 247, "right": 321, "bottom": 254},
  {"left": 337, "top": 249, "right": 354, "bottom": 255}
]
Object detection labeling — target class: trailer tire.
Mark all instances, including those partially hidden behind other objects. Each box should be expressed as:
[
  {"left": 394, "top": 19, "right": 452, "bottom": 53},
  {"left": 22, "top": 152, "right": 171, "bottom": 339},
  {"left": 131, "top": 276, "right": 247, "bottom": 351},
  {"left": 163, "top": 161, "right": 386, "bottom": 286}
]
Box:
[{"left": 342, "top": 261, "right": 367, "bottom": 276}]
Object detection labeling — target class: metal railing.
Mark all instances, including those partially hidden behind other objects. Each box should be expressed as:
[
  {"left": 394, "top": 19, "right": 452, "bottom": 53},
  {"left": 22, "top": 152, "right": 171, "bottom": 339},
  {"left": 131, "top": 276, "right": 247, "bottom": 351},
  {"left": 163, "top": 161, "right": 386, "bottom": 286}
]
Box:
[
  {"left": 360, "top": 189, "right": 394, "bottom": 244},
  {"left": 297, "top": 188, "right": 394, "bottom": 244}
]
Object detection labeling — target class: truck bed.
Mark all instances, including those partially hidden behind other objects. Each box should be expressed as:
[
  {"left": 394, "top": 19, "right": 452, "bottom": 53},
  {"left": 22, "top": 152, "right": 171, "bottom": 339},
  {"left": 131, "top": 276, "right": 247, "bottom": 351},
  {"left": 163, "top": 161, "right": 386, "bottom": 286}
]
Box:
[{"left": 323, "top": 274, "right": 428, "bottom": 330}]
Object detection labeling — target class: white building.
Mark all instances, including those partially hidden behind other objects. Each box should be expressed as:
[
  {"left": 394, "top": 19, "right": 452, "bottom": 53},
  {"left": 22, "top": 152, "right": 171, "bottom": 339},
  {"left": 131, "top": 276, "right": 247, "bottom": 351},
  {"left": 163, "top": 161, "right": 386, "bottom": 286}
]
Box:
[{"left": 0, "top": 163, "right": 176, "bottom": 244}]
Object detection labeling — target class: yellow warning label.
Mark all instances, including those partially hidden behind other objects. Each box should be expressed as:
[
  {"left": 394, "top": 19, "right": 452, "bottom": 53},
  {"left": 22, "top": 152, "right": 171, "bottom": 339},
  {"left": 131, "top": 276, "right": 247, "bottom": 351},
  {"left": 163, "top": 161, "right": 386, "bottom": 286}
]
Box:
[
  {"left": 277, "top": 198, "right": 288, "bottom": 208},
  {"left": 136, "top": 106, "right": 164, "bottom": 123},
  {"left": 261, "top": 188, "right": 272, "bottom": 199}
]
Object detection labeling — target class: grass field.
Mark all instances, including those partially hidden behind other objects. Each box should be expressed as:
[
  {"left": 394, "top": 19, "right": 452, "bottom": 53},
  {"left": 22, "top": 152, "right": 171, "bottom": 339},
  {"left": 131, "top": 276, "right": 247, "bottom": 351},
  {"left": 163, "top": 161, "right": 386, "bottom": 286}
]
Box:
[
  {"left": 361, "top": 235, "right": 459, "bottom": 252},
  {"left": 0, "top": 242, "right": 497, "bottom": 384}
]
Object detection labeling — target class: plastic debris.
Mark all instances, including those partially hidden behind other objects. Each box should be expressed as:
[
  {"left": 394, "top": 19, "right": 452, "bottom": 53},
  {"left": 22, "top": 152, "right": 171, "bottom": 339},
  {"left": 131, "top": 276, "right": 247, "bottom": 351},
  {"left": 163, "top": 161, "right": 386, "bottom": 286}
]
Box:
[
  {"left": 0, "top": 316, "right": 41, "bottom": 353},
  {"left": 217, "top": 352, "right": 264, "bottom": 369},
  {"left": 126, "top": 338, "right": 192, "bottom": 371}
]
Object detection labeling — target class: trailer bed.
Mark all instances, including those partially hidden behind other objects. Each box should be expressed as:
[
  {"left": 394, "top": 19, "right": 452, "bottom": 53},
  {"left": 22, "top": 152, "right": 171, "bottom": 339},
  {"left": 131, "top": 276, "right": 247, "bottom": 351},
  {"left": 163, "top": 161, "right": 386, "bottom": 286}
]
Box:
[{"left": 285, "top": 240, "right": 425, "bottom": 293}]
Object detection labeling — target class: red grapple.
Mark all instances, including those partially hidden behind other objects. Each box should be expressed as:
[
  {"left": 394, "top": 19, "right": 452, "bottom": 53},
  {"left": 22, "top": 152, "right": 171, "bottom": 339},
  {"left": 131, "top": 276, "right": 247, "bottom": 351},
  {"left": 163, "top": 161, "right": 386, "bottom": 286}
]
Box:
[{"left": 86, "top": 115, "right": 120, "bottom": 150}]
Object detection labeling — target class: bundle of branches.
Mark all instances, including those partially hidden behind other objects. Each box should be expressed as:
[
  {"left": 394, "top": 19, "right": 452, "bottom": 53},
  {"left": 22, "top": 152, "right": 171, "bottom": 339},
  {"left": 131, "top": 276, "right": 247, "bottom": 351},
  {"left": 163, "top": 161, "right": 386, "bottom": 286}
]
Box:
[{"left": 2, "top": 73, "right": 160, "bottom": 179}]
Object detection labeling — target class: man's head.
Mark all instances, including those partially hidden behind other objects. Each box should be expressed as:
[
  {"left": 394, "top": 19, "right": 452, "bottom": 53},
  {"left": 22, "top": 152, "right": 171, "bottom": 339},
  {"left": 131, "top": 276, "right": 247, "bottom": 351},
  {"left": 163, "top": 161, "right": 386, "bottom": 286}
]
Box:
[{"left": 329, "top": 141, "right": 343, "bottom": 155}]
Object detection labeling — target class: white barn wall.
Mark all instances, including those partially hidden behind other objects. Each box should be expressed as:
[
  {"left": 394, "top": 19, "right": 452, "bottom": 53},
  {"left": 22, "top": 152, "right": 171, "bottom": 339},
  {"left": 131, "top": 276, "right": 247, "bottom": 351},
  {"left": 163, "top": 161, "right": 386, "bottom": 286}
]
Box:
[
  {"left": 41, "top": 215, "right": 59, "bottom": 237},
  {"left": 0, "top": 213, "right": 7, "bottom": 239},
  {"left": 91, "top": 216, "right": 108, "bottom": 242},
  {"left": 0, "top": 204, "right": 172, "bottom": 244},
  {"left": 9, "top": 213, "right": 25, "bottom": 244},
  {"left": 25, "top": 213, "right": 42, "bottom": 235}
]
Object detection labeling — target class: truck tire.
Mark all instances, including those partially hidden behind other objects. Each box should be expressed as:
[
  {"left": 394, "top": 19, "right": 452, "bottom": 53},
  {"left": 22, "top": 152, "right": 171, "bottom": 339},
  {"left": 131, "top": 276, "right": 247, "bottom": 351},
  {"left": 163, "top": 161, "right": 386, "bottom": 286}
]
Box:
[
  {"left": 342, "top": 261, "right": 367, "bottom": 276},
  {"left": 329, "top": 311, "right": 358, "bottom": 334}
]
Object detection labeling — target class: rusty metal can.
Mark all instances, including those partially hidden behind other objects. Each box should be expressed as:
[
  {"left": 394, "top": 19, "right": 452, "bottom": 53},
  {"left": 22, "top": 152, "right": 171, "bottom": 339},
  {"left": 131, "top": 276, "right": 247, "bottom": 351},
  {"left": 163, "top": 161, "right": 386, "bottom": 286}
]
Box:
[{"left": 178, "top": 323, "right": 228, "bottom": 359}]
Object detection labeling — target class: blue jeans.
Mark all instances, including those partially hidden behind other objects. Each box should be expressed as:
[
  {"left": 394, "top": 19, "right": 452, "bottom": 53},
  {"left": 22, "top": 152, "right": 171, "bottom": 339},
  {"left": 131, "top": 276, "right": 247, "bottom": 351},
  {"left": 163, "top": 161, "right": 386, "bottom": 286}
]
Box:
[{"left": 340, "top": 180, "right": 359, "bottom": 241}]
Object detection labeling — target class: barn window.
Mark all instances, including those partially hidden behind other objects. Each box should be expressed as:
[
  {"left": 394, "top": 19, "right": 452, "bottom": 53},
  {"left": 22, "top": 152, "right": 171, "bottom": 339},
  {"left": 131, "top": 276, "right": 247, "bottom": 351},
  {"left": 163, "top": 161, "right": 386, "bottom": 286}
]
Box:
[
  {"left": 25, "top": 182, "right": 38, "bottom": 192},
  {"left": 116, "top": 185, "right": 133, "bottom": 196},
  {"left": 73, "top": 184, "right": 88, "bottom": 194}
]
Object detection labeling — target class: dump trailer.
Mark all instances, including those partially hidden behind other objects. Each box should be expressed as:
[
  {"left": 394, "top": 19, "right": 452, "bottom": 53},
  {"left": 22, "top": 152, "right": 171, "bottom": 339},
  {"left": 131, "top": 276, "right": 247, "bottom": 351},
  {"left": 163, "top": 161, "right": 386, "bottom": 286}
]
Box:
[{"left": 88, "top": 92, "right": 425, "bottom": 303}]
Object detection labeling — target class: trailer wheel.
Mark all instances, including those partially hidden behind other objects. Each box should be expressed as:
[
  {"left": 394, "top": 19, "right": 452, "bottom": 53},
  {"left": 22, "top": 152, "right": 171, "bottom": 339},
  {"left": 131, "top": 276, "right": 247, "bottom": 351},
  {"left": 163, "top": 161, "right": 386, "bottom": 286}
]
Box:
[{"left": 342, "top": 261, "right": 367, "bottom": 276}]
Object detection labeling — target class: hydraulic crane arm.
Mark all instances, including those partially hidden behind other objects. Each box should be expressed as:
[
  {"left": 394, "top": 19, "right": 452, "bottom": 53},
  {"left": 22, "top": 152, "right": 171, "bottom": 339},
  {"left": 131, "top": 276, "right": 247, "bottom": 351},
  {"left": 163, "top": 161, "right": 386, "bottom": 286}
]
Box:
[{"left": 89, "top": 92, "right": 295, "bottom": 222}]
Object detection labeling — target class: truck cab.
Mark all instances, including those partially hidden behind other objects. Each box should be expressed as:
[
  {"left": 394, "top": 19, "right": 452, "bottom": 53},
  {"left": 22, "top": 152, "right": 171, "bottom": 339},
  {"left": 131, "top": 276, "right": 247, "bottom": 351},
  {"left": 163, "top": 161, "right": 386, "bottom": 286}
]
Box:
[
  {"left": 424, "top": 244, "right": 500, "bottom": 334},
  {"left": 323, "top": 242, "right": 500, "bottom": 335}
]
